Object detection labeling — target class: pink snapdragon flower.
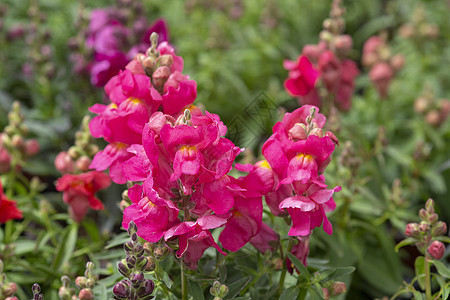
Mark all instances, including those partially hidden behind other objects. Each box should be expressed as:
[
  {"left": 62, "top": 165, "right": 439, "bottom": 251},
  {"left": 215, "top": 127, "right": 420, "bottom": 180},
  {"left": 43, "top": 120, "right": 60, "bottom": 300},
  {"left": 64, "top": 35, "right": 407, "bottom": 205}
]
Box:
[
  {"left": 284, "top": 56, "right": 319, "bottom": 97},
  {"left": 55, "top": 171, "right": 111, "bottom": 222}
]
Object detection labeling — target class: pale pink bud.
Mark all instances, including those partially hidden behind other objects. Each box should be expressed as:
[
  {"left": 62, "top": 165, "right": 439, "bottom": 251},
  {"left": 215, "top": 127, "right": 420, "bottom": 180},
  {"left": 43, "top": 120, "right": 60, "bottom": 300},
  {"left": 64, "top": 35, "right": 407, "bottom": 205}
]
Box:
[
  {"left": 390, "top": 54, "right": 405, "bottom": 71},
  {"left": 55, "top": 151, "right": 74, "bottom": 174},
  {"left": 2, "top": 282, "right": 17, "bottom": 297},
  {"left": 414, "top": 97, "right": 428, "bottom": 114},
  {"left": 322, "top": 287, "right": 330, "bottom": 300},
  {"left": 288, "top": 123, "right": 307, "bottom": 141},
  {"left": 405, "top": 223, "right": 419, "bottom": 237},
  {"left": 0, "top": 145, "right": 11, "bottom": 173},
  {"left": 428, "top": 241, "right": 445, "bottom": 260},
  {"left": 426, "top": 110, "right": 441, "bottom": 126},
  {"left": 152, "top": 66, "right": 171, "bottom": 91},
  {"left": 425, "top": 198, "right": 435, "bottom": 214},
  {"left": 309, "top": 127, "right": 324, "bottom": 138},
  {"left": 75, "top": 276, "right": 87, "bottom": 289},
  {"left": 419, "top": 221, "right": 429, "bottom": 233},
  {"left": 330, "top": 281, "right": 347, "bottom": 296},
  {"left": 75, "top": 156, "right": 91, "bottom": 172},
  {"left": 78, "top": 288, "right": 93, "bottom": 300},
  {"left": 25, "top": 139, "right": 40, "bottom": 156},
  {"left": 369, "top": 62, "right": 394, "bottom": 98},
  {"left": 11, "top": 135, "right": 24, "bottom": 149},
  {"left": 334, "top": 35, "right": 353, "bottom": 53}
]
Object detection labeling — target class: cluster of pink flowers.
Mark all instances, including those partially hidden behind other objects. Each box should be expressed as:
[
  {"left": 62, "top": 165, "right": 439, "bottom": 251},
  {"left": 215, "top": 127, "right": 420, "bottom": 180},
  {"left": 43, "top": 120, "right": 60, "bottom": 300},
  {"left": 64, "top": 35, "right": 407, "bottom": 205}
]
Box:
[
  {"left": 284, "top": 0, "right": 359, "bottom": 111},
  {"left": 76, "top": 5, "right": 168, "bottom": 87},
  {"left": 86, "top": 30, "right": 341, "bottom": 269},
  {"left": 254, "top": 105, "right": 340, "bottom": 268},
  {"left": 362, "top": 36, "right": 404, "bottom": 98}
]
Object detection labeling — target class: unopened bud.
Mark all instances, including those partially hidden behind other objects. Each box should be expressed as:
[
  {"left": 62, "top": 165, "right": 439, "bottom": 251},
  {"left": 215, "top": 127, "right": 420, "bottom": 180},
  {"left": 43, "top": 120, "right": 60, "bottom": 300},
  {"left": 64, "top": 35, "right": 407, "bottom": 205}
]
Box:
[
  {"left": 330, "top": 281, "right": 346, "bottom": 296},
  {"left": 425, "top": 198, "right": 435, "bottom": 214},
  {"left": 75, "top": 156, "right": 91, "bottom": 172},
  {"left": 426, "top": 110, "right": 441, "bottom": 126},
  {"left": 131, "top": 272, "right": 144, "bottom": 288},
  {"left": 118, "top": 260, "right": 131, "bottom": 277},
  {"left": 432, "top": 221, "right": 447, "bottom": 237},
  {"left": 78, "top": 288, "right": 93, "bottom": 300},
  {"left": 428, "top": 213, "right": 438, "bottom": 224},
  {"left": 334, "top": 35, "right": 353, "bottom": 53},
  {"left": 322, "top": 287, "right": 330, "bottom": 300},
  {"left": 419, "top": 209, "right": 429, "bottom": 221},
  {"left": 153, "top": 247, "right": 165, "bottom": 259},
  {"left": 158, "top": 54, "right": 173, "bottom": 68},
  {"left": 2, "top": 282, "right": 17, "bottom": 297},
  {"left": 428, "top": 241, "right": 445, "bottom": 260},
  {"left": 25, "top": 139, "right": 40, "bottom": 156},
  {"left": 152, "top": 66, "right": 171, "bottom": 90},
  {"left": 85, "top": 279, "right": 95, "bottom": 289},
  {"left": 32, "top": 283, "right": 41, "bottom": 294},
  {"left": 289, "top": 123, "right": 307, "bottom": 141},
  {"left": 309, "top": 127, "right": 324, "bottom": 138},
  {"left": 145, "top": 256, "right": 155, "bottom": 271},
  {"left": 414, "top": 97, "right": 428, "bottom": 114},
  {"left": 136, "top": 279, "right": 155, "bottom": 297},
  {"left": 127, "top": 221, "right": 137, "bottom": 235},
  {"left": 75, "top": 276, "right": 87, "bottom": 289},
  {"left": 405, "top": 223, "right": 420, "bottom": 238},
  {"left": 419, "top": 221, "right": 429, "bottom": 233},
  {"left": 390, "top": 54, "right": 405, "bottom": 71},
  {"left": 0, "top": 146, "right": 11, "bottom": 173},
  {"left": 126, "top": 255, "right": 136, "bottom": 269},
  {"left": 136, "top": 256, "right": 148, "bottom": 270},
  {"left": 11, "top": 135, "right": 24, "bottom": 149},
  {"left": 113, "top": 280, "right": 131, "bottom": 299}
]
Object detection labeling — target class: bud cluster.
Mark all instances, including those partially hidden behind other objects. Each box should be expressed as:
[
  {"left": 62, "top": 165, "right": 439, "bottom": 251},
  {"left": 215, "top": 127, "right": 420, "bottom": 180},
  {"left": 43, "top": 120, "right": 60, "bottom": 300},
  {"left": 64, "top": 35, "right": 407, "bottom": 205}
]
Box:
[
  {"left": 362, "top": 33, "right": 404, "bottom": 98},
  {"left": 399, "top": 5, "right": 439, "bottom": 40},
  {"left": 55, "top": 116, "right": 99, "bottom": 174},
  {"left": 113, "top": 222, "right": 155, "bottom": 300},
  {"left": 31, "top": 283, "right": 44, "bottom": 300},
  {"left": 0, "top": 260, "right": 18, "bottom": 300},
  {"left": 321, "top": 280, "right": 346, "bottom": 300},
  {"left": 0, "top": 102, "right": 40, "bottom": 174},
  {"left": 414, "top": 89, "right": 450, "bottom": 127},
  {"left": 404, "top": 199, "right": 448, "bottom": 259},
  {"left": 209, "top": 281, "right": 229, "bottom": 300}
]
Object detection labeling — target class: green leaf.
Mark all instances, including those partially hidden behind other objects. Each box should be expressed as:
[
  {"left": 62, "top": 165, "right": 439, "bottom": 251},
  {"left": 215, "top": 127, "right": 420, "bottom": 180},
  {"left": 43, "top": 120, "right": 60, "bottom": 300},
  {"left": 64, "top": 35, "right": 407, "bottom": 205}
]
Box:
[
  {"left": 435, "top": 275, "right": 449, "bottom": 300},
  {"left": 287, "top": 252, "right": 310, "bottom": 279},
  {"left": 157, "top": 268, "right": 173, "bottom": 289},
  {"left": 188, "top": 280, "right": 205, "bottom": 300},
  {"left": 431, "top": 260, "right": 450, "bottom": 278},
  {"left": 308, "top": 285, "right": 324, "bottom": 300},
  {"left": 435, "top": 236, "right": 450, "bottom": 244},
  {"left": 412, "top": 291, "right": 424, "bottom": 300},
  {"left": 52, "top": 223, "right": 79, "bottom": 271},
  {"left": 279, "top": 286, "right": 300, "bottom": 300},
  {"left": 327, "top": 266, "right": 356, "bottom": 281},
  {"left": 105, "top": 232, "right": 129, "bottom": 249},
  {"left": 415, "top": 256, "right": 426, "bottom": 290},
  {"left": 224, "top": 276, "right": 251, "bottom": 299},
  {"left": 395, "top": 238, "right": 417, "bottom": 252}
]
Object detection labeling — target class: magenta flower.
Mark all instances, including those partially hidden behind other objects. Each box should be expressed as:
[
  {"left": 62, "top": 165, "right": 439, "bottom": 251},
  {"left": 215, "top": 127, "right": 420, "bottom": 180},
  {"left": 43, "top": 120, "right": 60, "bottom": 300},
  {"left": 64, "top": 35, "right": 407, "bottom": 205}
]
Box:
[
  {"left": 287, "top": 236, "right": 310, "bottom": 274},
  {"left": 284, "top": 56, "right": 319, "bottom": 97},
  {"left": 249, "top": 222, "right": 280, "bottom": 254},
  {"left": 0, "top": 180, "right": 22, "bottom": 223}
]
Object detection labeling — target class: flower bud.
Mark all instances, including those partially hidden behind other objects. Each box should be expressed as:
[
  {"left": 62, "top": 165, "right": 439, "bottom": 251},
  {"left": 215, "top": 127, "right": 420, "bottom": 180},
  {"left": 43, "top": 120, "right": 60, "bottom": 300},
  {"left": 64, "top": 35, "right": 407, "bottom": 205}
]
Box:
[
  {"left": 158, "top": 54, "right": 173, "bottom": 68},
  {"left": 124, "top": 241, "right": 134, "bottom": 253},
  {"left": 131, "top": 272, "right": 144, "bottom": 288},
  {"left": 134, "top": 243, "right": 144, "bottom": 257},
  {"left": 75, "top": 156, "right": 91, "bottom": 172},
  {"left": 330, "top": 281, "right": 347, "bottom": 296},
  {"left": 309, "top": 127, "right": 324, "bottom": 138},
  {"left": 58, "top": 286, "right": 73, "bottom": 300},
  {"left": 334, "top": 35, "right": 353, "bottom": 54},
  {"left": 78, "top": 288, "right": 94, "bottom": 299},
  {"left": 419, "top": 221, "right": 429, "bottom": 233},
  {"left": 136, "top": 279, "right": 155, "bottom": 297},
  {"left": 425, "top": 198, "right": 435, "bottom": 214},
  {"left": 145, "top": 256, "right": 155, "bottom": 271},
  {"left": 11, "top": 135, "right": 24, "bottom": 149},
  {"left": 322, "top": 287, "right": 330, "bottom": 300},
  {"left": 419, "top": 208, "right": 428, "bottom": 221},
  {"left": 32, "top": 283, "right": 41, "bottom": 294},
  {"left": 25, "top": 139, "right": 40, "bottom": 156},
  {"left": 75, "top": 276, "right": 87, "bottom": 289},
  {"left": 55, "top": 151, "right": 74, "bottom": 174},
  {"left": 152, "top": 66, "right": 171, "bottom": 91},
  {"left": 414, "top": 97, "right": 428, "bottom": 114},
  {"left": 432, "top": 221, "right": 447, "bottom": 237},
  {"left": 127, "top": 221, "right": 137, "bottom": 236},
  {"left": 0, "top": 146, "right": 11, "bottom": 173},
  {"left": 113, "top": 280, "right": 131, "bottom": 299},
  {"left": 126, "top": 255, "right": 136, "bottom": 269},
  {"left": 405, "top": 223, "right": 419, "bottom": 238},
  {"left": 390, "top": 54, "right": 405, "bottom": 71},
  {"left": 288, "top": 123, "right": 307, "bottom": 141},
  {"left": 428, "top": 213, "right": 438, "bottom": 224},
  {"left": 428, "top": 241, "right": 445, "bottom": 260},
  {"left": 426, "top": 110, "right": 441, "bottom": 126},
  {"left": 136, "top": 256, "right": 148, "bottom": 271},
  {"left": 118, "top": 260, "right": 131, "bottom": 277},
  {"left": 2, "top": 282, "right": 17, "bottom": 297},
  {"left": 86, "top": 279, "right": 95, "bottom": 289}
]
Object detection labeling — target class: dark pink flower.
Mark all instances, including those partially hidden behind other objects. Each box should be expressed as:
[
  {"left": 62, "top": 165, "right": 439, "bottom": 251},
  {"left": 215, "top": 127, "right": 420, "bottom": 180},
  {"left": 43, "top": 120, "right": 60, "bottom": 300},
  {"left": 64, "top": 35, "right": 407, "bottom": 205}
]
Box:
[
  {"left": 249, "top": 222, "right": 280, "bottom": 254},
  {"left": 55, "top": 171, "right": 111, "bottom": 222},
  {"left": 0, "top": 180, "right": 22, "bottom": 223},
  {"left": 287, "top": 236, "right": 310, "bottom": 274},
  {"left": 284, "top": 56, "right": 319, "bottom": 97},
  {"left": 90, "top": 142, "right": 133, "bottom": 184}
]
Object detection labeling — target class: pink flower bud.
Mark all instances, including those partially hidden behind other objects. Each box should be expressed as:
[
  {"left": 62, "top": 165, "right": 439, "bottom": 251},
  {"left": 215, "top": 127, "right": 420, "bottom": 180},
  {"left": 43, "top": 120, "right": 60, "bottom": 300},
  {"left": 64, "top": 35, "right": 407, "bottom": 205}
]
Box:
[
  {"left": 419, "top": 221, "right": 429, "bottom": 233},
  {"left": 334, "top": 35, "right": 353, "bottom": 53},
  {"left": 414, "top": 97, "right": 429, "bottom": 114},
  {"left": 428, "top": 241, "right": 445, "bottom": 260},
  {"left": 75, "top": 276, "right": 87, "bottom": 289},
  {"left": 75, "top": 156, "right": 92, "bottom": 172},
  {"left": 11, "top": 135, "right": 24, "bottom": 150},
  {"left": 405, "top": 223, "right": 419, "bottom": 237},
  {"left": 25, "top": 139, "right": 40, "bottom": 156},
  {"left": 309, "top": 127, "right": 324, "bottom": 138},
  {"left": 419, "top": 208, "right": 429, "bottom": 221},
  {"left": 152, "top": 66, "right": 171, "bottom": 91},
  {"left": 330, "top": 281, "right": 347, "bottom": 296},
  {"left": 55, "top": 151, "right": 74, "bottom": 174},
  {"left": 2, "top": 282, "right": 17, "bottom": 297},
  {"left": 78, "top": 288, "right": 93, "bottom": 300},
  {"left": 288, "top": 123, "right": 307, "bottom": 141},
  {"left": 302, "top": 43, "right": 325, "bottom": 62},
  {"left": 322, "top": 288, "right": 330, "bottom": 300},
  {"left": 426, "top": 110, "right": 441, "bottom": 127},
  {"left": 0, "top": 145, "right": 11, "bottom": 173},
  {"left": 369, "top": 62, "right": 394, "bottom": 98},
  {"left": 390, "top": 54, "right": 405, "bottom": 71},
  {"left": 425, "top": 198, "right": 435, "bottom": 214}
]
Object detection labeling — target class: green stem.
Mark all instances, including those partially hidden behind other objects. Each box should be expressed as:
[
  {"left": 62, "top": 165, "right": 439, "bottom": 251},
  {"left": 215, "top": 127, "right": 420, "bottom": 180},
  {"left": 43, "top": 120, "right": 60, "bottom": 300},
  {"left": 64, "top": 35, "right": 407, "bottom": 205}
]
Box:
[
  {"left": 277, "top": 237, "right": 295, "bottom": 296},
  {"left": 424, "top": 254, "right": 432, "bottom": 300},
  {"left": 181, "top": 261, "right": 188, "bottom": 300}
]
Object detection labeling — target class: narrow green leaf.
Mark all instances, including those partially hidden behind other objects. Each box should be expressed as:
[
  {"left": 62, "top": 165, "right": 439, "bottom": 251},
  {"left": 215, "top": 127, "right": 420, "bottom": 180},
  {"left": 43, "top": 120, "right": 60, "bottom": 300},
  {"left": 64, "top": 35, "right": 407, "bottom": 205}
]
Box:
[
  {"left": 52, "top": 223, "right": 79, "bottom": 271},
  {"left": 287, "top": 252, "right": 310, "bottom": 279},
  {"left": 224, "top": 276, "right": 251, "bottom": 299},
  {"left": 395, "top": 238, "right": 417, "bottom": 252},
  {"left": 279, "top": 286, "right": 300, "bottom": 300},
  {"left": 415, "top": 256, "right": 425, "bottom": 290},
  {"left": 431, "top": 260, "right": 450, "bottom": 278},
  {"left": 308, "top": 285, "right": 324, "bottom": 300},
  {"left": 327, "top": 267, "right": 356, "bottom": 281},
  {"left": 435, "top": 236, "right": 450, "bottom": 244}
]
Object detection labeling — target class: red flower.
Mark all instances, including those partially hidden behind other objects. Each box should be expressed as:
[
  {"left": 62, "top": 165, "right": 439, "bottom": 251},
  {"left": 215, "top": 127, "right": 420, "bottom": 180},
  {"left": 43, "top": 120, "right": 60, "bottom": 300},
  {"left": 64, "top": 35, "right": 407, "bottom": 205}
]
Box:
[
  {"left": 56, "top": 171, "right": 111, "bottom": 222},
  {"left": 0, "top": 180, "right": 22, "bottom": 223}
]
